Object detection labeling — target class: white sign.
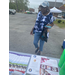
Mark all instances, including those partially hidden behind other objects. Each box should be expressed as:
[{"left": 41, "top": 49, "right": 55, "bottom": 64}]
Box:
[{"left": 26, "top": 55, "right": 59, "bottom": 75}]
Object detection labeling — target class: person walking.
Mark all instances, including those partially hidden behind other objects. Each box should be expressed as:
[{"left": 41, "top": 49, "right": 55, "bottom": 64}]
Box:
[{"left": 30, "top": 1, "right": 54, "bottom": 55}]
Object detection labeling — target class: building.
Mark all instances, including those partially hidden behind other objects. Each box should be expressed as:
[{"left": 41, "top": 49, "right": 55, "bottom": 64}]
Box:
[
  {"left": 38, "top": 0, "right": 65, "bottom": 17},
  {"left": 59, "top": 4, "right": 65, "bottom": 12},
  {"left": 38, "top": 1, "right": 63, "bottom": 10},
  {"left": 59, "top": 4, "right": 65, "bottom": 18},
  {"left": 49, "top": 1, "right": 63, "bottom": 9},
  {"left": 49, "top": 1, "right": 64, "bottom": 17},
  {"left": 28, "top": 8, "right": 34, "bottom": 12}
]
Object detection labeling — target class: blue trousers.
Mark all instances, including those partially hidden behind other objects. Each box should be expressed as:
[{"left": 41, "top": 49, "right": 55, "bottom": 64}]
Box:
[{"left": 33, "top": 32, "right": 45, "bottom": 51}]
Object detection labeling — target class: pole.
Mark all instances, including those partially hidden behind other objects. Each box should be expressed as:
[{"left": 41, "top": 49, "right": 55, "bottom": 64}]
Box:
[
  {"left": 54, "top": 0, "right": 56, "bottom": 7},
  {"left": 16, "top": 0, "right": 18, "bottom": 12},
  {"left": 53, "top": 0, "right": 56, "bottom": 16}
]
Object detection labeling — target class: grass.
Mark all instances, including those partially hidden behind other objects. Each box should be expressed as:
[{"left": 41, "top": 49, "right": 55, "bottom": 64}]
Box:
[{"left": 54, "top": 19, "right": 65, "bottom": 28}]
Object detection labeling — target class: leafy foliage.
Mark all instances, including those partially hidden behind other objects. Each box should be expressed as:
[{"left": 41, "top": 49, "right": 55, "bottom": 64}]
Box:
[
  {"left": 9, "top": 0, "right": 29, "bottom": 12},
  {"left": 54, "top": 19, "right": 65, "bottom": 28}
]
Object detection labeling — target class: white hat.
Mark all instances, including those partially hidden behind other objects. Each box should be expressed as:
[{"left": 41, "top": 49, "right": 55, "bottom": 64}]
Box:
[{"left": 40, "top": 1, "right": 50, "bottom": 7}]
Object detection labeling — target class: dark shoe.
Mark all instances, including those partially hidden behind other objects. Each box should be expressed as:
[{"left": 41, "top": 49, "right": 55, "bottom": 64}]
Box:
[
  {"left": 35, "top": 48, "right": 39, "bottom": 54},
  {"left": 37, "top": 51, "right": 41, "bottom": 55}
]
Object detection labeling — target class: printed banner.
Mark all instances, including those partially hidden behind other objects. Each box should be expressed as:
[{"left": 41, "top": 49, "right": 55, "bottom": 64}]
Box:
[
  {"left": 26, "top": 55, "right": 59, "bottom": 75},
  {"left": 9, "top": 52, "right": 31, "bottom": 75}
]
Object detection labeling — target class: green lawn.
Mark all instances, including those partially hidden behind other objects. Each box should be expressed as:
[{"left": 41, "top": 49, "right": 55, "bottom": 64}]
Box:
[{"left": 54, "top": 19, "right": 65, "bottom": 28}]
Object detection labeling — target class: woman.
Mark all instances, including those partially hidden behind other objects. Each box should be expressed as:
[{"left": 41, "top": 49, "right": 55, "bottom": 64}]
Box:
[{"left": 30, "top": 1, "right": 54, "bottom": 55}]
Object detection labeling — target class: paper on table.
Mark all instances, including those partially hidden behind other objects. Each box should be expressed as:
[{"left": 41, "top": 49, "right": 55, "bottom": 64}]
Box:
[
  {"left": 9, "top": 52, "right": 31, "bottom": 75},
  {"left": 26, "top": 55, "right": 42, "bottom": 75},
  {"left": 39, "top": 57, "right": 59, "bottom": 75},
  {"left": 26, "top": 55, "right": 59, "bottom": 75},
  {"left": 41, "top": 57, "right": 58, "bottom": 67},
  {"left": 9, "top": 53, "right": 30, "bottom": 65}
]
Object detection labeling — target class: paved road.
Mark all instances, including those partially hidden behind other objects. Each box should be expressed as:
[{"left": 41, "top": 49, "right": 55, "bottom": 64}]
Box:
[{"left": 9, "top": 13, "right": 65, "bottom": 58}]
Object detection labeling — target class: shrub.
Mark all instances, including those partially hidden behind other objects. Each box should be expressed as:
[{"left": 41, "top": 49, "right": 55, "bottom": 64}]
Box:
[
  {"left": 58, "top": 20, "right": 62, "bottom": 23},
  {"left": 62, "top": 21, "right": 65, "bottom": 24}
]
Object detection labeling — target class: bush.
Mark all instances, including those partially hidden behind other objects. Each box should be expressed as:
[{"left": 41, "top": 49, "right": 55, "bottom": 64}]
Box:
[
  {"left": 62, "top": 21, "right": 65, "bottom": 24},
  {"left": 54, "top": 19, "right": 65, "bottom": 28},
  {"left": 58, "top": 20, "right": 62, "bottom": 23}
]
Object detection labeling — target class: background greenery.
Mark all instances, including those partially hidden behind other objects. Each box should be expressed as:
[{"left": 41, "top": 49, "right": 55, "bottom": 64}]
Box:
[
  {"left": 54, "top": 19, "right": 65, "bottom": 28},
  {"left": 9, "top": 0, "right": 29, "bottom": 12}
]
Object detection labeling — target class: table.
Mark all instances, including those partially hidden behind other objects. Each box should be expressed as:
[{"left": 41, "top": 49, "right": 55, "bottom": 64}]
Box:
[{"left": 9, "top": 50, "right": 60, "bottom": 75}]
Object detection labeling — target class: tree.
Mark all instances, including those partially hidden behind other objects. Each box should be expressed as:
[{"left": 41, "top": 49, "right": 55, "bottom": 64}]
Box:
[{"left": 9, "top": 0, "right": 29, "bottom": 12}]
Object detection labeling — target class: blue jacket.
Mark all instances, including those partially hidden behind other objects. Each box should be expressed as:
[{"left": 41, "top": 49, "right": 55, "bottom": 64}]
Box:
[{"left": 34, "top": 11, "right": 54, "bottom": 33}]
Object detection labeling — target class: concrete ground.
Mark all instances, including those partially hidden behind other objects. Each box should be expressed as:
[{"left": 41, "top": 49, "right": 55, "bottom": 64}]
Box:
[{"left": 9, "top": 13, "right": 65, "bottom": 58}]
